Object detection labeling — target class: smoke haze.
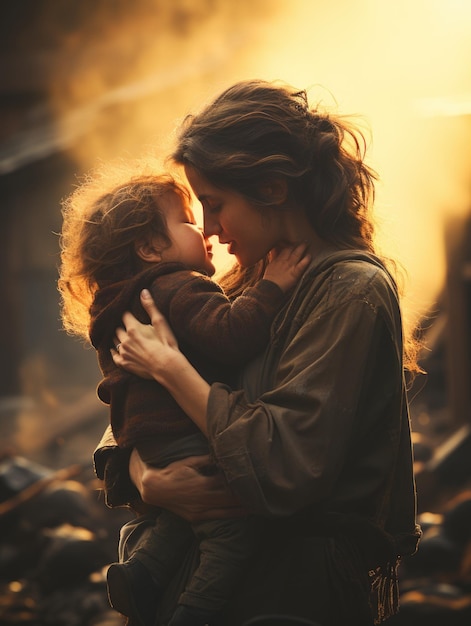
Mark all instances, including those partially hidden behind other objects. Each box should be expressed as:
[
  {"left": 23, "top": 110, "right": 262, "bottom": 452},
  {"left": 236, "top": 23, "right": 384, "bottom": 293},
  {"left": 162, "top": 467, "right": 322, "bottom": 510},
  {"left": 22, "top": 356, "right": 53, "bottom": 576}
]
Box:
[{"left": 6, "top": 0, "right": 471, "bottom": 329}]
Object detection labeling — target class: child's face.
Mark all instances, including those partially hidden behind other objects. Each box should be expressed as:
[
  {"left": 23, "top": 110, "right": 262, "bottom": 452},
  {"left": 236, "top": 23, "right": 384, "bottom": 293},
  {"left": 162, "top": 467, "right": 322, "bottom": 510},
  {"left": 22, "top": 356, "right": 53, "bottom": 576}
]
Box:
[{"left": 158, "top": 192, "right": 216, "bottom": 276}]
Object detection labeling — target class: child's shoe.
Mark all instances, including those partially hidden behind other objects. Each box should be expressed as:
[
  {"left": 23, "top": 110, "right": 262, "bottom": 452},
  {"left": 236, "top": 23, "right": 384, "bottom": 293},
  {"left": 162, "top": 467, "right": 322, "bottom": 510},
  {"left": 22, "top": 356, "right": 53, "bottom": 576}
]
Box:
[{"left": 107, "top": 557, "right": 161, "bottom": 626}]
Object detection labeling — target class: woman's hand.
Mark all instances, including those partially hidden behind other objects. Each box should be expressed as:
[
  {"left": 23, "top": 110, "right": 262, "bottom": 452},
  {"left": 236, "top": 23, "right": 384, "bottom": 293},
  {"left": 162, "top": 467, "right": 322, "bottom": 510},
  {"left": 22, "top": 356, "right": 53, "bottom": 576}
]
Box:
[
  {"left": 112, "top": 289, "right": 211, "bottom": 434},
  {"left": 111, "top": 289, "right": 180, "bottom": 381},
  {"left": 129, "top": 449, "right": 247, "bottom": 523}
]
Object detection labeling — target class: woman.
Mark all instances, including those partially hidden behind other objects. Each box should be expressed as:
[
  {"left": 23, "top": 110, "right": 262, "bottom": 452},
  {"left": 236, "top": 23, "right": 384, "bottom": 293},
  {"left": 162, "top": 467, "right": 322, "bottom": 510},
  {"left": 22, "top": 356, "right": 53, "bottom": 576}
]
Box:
[{"left": 96, "top": 79, "right": 421, "bottom": 626}]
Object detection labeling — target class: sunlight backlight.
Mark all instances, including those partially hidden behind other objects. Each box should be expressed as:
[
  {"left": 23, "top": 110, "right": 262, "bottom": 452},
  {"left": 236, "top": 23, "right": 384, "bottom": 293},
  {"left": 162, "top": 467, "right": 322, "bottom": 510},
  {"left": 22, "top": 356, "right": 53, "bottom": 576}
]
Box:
[{"left": 54, "top": 0, "right": 471, "bottom": 330}]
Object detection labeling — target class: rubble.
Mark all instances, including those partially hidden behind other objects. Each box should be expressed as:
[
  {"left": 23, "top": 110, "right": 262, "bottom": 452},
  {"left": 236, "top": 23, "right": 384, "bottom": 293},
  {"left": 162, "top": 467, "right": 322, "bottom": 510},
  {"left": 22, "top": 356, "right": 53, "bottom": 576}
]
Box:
[{"left": 0, "top": 453, "right": 131, "bottom": 626}]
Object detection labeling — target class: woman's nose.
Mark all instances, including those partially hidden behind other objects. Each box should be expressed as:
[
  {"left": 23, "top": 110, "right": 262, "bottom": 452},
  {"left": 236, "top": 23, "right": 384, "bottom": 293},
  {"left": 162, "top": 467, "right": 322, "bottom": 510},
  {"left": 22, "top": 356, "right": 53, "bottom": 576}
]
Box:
[{"left": 203, "top": 215, "right": 220, "bottom": 237}]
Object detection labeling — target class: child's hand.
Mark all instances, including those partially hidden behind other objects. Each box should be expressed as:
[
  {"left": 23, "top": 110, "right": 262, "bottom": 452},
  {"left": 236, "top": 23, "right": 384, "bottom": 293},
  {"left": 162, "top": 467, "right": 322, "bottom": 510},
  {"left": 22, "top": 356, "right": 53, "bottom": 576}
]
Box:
[{"left": 263, "top": 243, "right": 311, "bottom": 293}]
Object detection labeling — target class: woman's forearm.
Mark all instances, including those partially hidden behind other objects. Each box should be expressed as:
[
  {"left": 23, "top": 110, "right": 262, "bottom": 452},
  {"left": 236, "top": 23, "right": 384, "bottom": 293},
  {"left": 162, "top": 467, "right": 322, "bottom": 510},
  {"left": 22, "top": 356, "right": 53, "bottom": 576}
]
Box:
[{"left": 153, "top": 350, "right": 210, "bottom": 436}]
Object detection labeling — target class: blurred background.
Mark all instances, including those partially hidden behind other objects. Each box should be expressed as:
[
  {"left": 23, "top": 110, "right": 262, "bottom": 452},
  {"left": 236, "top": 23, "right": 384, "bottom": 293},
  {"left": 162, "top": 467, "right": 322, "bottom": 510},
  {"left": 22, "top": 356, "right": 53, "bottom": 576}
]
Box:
[{"left": 1, "top": 1, "right": 471, "bottom": 624}]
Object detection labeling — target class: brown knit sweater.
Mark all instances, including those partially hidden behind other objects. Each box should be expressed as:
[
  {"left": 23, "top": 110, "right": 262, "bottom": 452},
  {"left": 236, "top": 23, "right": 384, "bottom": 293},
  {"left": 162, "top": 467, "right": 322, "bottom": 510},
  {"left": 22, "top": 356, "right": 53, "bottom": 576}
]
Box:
[{"left": 89, "top": 262, "right": 286, "bottom": 449}]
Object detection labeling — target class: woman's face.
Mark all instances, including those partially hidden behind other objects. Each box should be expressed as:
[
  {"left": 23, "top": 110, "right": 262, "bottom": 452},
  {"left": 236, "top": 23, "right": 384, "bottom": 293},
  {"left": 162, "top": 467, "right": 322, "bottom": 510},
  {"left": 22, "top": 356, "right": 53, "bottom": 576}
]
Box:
[{"left": 184, "top": 165, "right": 284, "bottom": 268}]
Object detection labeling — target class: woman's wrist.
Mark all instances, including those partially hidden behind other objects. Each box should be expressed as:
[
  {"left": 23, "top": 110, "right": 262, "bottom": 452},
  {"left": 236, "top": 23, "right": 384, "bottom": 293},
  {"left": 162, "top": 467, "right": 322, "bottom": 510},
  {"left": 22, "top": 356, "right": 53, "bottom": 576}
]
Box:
[
  {"left": 152, "top": 350, "right": 211, "bottom": 436},
  {"left": 148, "top": 347, "right": 186, "bottom": 385}
]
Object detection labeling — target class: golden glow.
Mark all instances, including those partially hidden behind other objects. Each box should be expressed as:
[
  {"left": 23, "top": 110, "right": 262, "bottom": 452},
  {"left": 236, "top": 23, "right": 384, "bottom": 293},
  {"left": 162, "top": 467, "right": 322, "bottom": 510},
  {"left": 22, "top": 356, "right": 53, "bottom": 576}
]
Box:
[
  {"left": 53, "top": 0, "right": 471, "bottom": 329},
  {"left": 240, "top": 0, "right": 471, "bottom": 329}
]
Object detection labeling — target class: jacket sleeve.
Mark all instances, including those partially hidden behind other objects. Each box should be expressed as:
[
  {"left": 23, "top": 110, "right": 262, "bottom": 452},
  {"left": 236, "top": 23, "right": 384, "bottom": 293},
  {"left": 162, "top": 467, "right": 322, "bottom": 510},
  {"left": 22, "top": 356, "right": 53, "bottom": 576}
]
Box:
[
  {"left": 93, "top": 425, "right": 139, "bottom": 508},
  {"left": 206, "top": 292, "right": 404, "bottom": 517},
  {"left": 153, "top": 273, "right": 286, "bottom": 366},
  {"left": 93, "top": 424, "right": 118, "bottom": 480}
]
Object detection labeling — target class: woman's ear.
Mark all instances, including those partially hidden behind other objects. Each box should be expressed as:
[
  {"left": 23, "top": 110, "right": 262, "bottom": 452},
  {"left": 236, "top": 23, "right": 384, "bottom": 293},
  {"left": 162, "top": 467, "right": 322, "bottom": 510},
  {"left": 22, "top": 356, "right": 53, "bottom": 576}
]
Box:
[
  {"left": 259, "top": 177, "right": 288, "bottom": 205},
  {"left": 135, "top": 239, "right": 162, "bottom": 263}
]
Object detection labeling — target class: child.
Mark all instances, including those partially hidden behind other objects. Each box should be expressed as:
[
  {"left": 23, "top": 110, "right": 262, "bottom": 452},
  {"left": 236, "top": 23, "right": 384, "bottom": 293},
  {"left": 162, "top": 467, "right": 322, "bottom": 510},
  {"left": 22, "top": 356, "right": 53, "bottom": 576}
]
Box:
[{"left": 58, "top": 169, "right": 309, "bottom": 626}]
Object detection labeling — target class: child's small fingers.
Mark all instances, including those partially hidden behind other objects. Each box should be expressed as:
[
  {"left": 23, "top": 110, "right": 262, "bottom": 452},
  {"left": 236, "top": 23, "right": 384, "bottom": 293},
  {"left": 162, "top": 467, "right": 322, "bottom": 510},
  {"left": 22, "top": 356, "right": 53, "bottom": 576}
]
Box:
[
  {"left": 291, "top": 241, "right": 307, "bottom": 252},
  {"left": 297, "top": 254, "right": 311, "bottom": 269},
  {"left": 289, "top": 242, "right": 309, "bottom": 263}
]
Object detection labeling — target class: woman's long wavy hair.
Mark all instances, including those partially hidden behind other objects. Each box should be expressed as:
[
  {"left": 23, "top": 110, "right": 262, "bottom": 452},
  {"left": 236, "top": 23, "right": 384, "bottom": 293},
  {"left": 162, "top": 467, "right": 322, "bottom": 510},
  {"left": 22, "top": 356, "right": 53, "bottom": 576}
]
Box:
[
  {"left": 58, "top": 165, "right": 189, "bottom": 340},
  {"left": 173, "top": 79, "right": 376, "bottom": 249},
  {"left": 171, "top": 79, "right": 422, "bottom": 376}
]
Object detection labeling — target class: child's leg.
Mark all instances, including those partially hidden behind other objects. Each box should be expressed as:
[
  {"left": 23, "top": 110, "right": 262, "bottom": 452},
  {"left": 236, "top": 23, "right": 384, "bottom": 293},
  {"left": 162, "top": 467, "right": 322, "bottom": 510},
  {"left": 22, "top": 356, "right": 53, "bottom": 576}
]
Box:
[
  {"left": 133, "top": 510, "right": 194, "bottom": 585},
  {"left": 109, "top": 434, "right": 209, "bottom": 625},
  {"left": 107, "top": 558, "right": 158, "bottom": 626},
  {"left": 118, "top": 512, "right": 156, "bottom": 563},
  {"left": 108, "top": 511, "right": 193, "bottom": 626},
  {"left": 167, "top": 517, "right": 260, "bottom": 626}
]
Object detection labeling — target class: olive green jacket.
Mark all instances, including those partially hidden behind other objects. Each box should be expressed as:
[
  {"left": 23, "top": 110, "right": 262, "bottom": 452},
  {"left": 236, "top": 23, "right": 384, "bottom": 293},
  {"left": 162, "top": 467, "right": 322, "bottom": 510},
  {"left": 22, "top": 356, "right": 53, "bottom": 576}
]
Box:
[
  {"left": 206, "top": 249, "right": 420, "bottom": 555},
  {"left": 94, "top": 249, "right": 421, "bottom": 624}
]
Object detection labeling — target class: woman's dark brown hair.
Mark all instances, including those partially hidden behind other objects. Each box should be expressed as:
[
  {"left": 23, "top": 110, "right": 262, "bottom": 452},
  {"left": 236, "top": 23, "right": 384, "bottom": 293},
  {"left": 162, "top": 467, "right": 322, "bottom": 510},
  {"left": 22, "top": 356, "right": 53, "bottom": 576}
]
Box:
[
  {"left": 172, "top": 79, "right": 422, "bottom": 376},
  {"left": 172, "top": 79, "right": 377, "bottom": 253}
]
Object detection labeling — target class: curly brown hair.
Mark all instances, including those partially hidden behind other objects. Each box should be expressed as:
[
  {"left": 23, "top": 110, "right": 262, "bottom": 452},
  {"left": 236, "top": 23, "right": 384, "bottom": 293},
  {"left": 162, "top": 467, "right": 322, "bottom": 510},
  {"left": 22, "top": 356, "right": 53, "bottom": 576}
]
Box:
[{"left": 58, "top": 162, "right": 190, "bottom": 340}]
